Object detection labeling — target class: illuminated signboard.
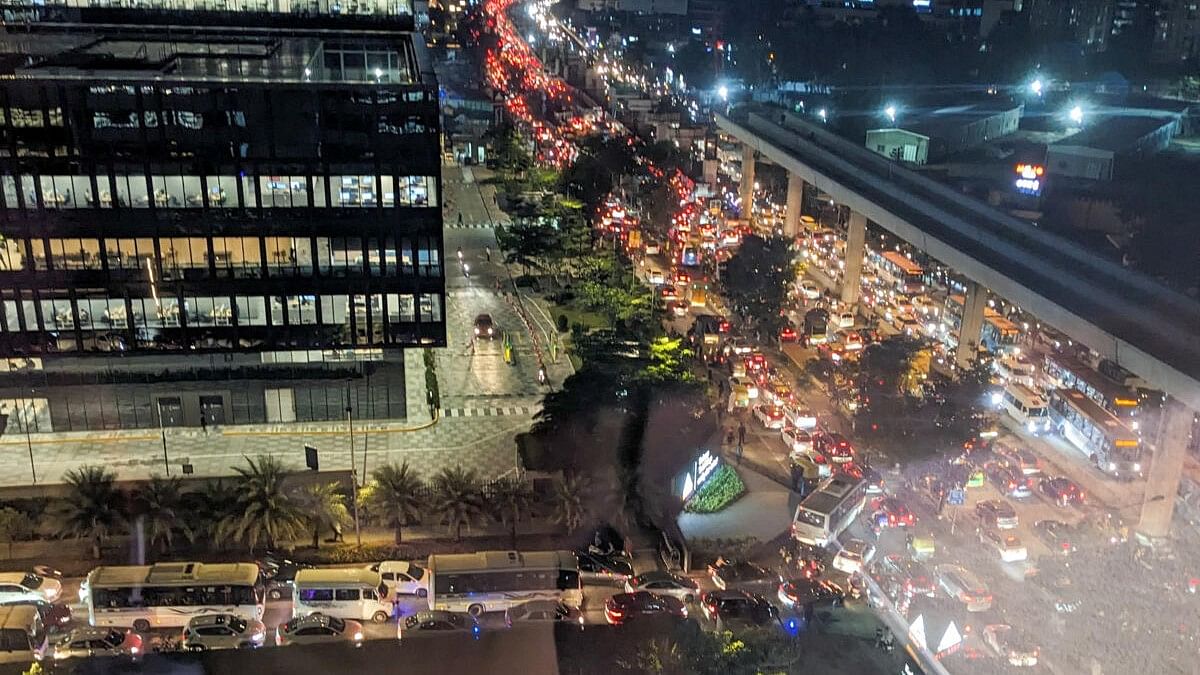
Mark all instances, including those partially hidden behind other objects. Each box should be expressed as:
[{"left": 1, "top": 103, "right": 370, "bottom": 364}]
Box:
[
  {"left": 1014, "top": 163, "right": 1044, "bottom": 196},
  {"left": 680, "top": 449, "right": 721, "bottom": 501}
]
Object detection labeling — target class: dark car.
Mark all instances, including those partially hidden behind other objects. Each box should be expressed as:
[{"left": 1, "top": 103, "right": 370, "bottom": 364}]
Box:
[
  {"left": 603, "top": 592, "right": 687, "bottom": 625},
  {"left": 473, "top": 313, "right": 496, "bottom": 339},
  {"left": 575, "top": 550, "right": 634, "bottom": 583},
  {"left": 996, "top": 445, "right": 1042, "bottom": 476},
  {"left": 506, "top": 600, "right": 584, "bottom": 626},
  {"left": 699, "top": 590, "right": 779, "bottom": 626},
  {"left": 1039, "top": 477, "right": 1086, "bottom": 507},
  {"left": 873, "top": 553, "right": 937, "bottom": 598},
  {"left": 975, "top": 499, "right": 1018, "bottom": 529},
  {"left": 1034, "top": 520, "right": 1077, "bottom": 555},
  {"left": 256, "top": 555, "right": 315, "bottom": 600},
  {"left": 707, "top": 559, "right": 776, "bottom": 591},
  {"left": 986, "top": 462, "right": 1032, "bottom": 499},
  {"left": 776, "top": 578, "right": 845, "bottom": 610},
  {"left": 397, "top": 611, "right": 475, "bottom": 640}
]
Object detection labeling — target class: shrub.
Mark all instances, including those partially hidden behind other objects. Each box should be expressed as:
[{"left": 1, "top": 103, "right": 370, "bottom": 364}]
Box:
[
  {"left": 683, "top": 465, "right": 747, "bottom": 514},
  {"left": 556, "top": 314, "right": 569, "bottom": 332}
]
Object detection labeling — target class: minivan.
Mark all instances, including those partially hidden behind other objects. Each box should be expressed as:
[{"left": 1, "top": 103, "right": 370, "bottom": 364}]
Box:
[
  {"left": 0, "top": 605, "right": 47, "bottom": 664},
  {"left": 292, "top": 569, "right": 393, "bottom": 624},
  {"left": 367, "top": 561, "right": 429, "bottom": 598}
]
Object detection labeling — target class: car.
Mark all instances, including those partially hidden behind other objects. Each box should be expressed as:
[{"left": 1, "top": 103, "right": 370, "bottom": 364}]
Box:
[
  {"left": 256, "top": 556, "right": 315, "bottom": 600},
  {"left": 785, "top": 406, "right": 817, "bottom": 430},
  {"left": 779, "top": 324, "right": 798, "bottom": 343},
  {"left": 982, "top": 624, "right": 1039, "bottom": 667},
  {"left": 278, "top": 613, "right": 363, "bottom": 646},
  {"left": 603, "top": 591, "right": 687, "bottom": 625},
  {"left": 777, "top": 578, "right": 845, "bottom": 609},
  {"left": 979, "top": 527, "right": 1028, "bottom": 562},
  {"left": 832, "top": 539, "right": 875, "bottom": 575},
  {"left": 699, "top": 589, "right": 779, "bottom": 626},
  {"left": 986, "top": 462, "right": 1032, "bottom": 499},
  {"left": 51, "top": 628, "right": 143, "bottom": 660},
  {"left": 472, "top": 313, "right": 496, "bottom": 339},
  {"left": 624, "top": 571, "right": 700, "bottom": 604},
  {"left": 799, "top": 280, "right": 821, "bottom": 300},
  {"left": 660, "top": 285, "right": 679, "bottom": 301},
  {"left": 843, "top": 332, "right": 864, "bottom": 353},
  {"left": 505, "top": 600, "right": 585, "bottom": 626},
  {"left": 975, "top": 499, "right": 1018, "bottom": 529},
  {"left": 996, "top": 445, "right": 1042, "bottom": 476},
  {"left": 765, "top": 381, "right": 794, "bottom": 406},
  {"left": 841, "top": 462, "right": 884, "bottom": 494},
  {"left": 672, "top": 299, "right": 690, "bottom": 317},
  {"left": 871, "top": 497, "right": 915, "bottom": 530},
  {"left": 730, "top": 376, "right": 758, "bottom": 400},
  {"left": 1032, "top": 520, "right": 1077, "bottom": 555},
  {"left": 817, "top": 433, "right": 854, "bottom": 464},
  {"left": 4, "top": 599, "right": 70, "bottom": 632},
  {"left": 781, "top": 426, "right": 813, "bottom": 458},
  {"left": 744, "top": 352, "right": 768, "bottom": 373},
  {"left": 725, "top": 338, "right": 754, "bottom": 357},
  {"left": 646, "top": 269, "right": 665, "bottom": 285},
  {"left": 836, "top": 312, "right": 854, "bottom": 329},
  {"left": 181, "top": 613, "right": 267, "bottom": 651},
  {"left": 707, "top": 559, "right": 775, "bottom": 591},
  {"left": 368, "top": 561, "right": 428, "bottom": 598},
  {"left": 874, "top": 554, "right": 936, "bottom": 598},
  {"left": 396, "top": 611, "right": 478, "bottom": 640},
  {"left": 1039, "top": 476, "right": 1085, "bottom": 507},
  {"left": 575, "top": 550, "right": 634, "bottom": 583},
  {"left": 754, "top": 404, "right": 786, "bottom": 430},
  {"left": 671, "top": 270, "right": 691, "bottom": 286},
  {"left": 934, "top": 564, "right": 992, "bottom": 612},
  {"left": 0, "top": 572, "right": 62, "bottom": 604}
]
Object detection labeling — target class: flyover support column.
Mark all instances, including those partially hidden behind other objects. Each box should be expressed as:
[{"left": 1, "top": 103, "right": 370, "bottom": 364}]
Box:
[
  {"left": 1137, "top": 398, "right": 1193, "bottom": 543},
  {"left": 841, "top": 211, "right": 866, "bottom": 307},
  {"left": 784, "top": 174, "right": 805, "bottom": 238},
  {"left": 955, "top": 281, "right": 987, "bottom": 371},
  {"left": 740, "top": 144, "right": 756, "bottom": 221}
]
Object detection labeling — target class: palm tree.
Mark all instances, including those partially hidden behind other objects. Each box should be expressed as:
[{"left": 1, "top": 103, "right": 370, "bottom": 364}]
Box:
[
  {"left": 56, "top": 466, "right": 126, "bottom": 559},
  {"left": 131, "top": 476, "right": 192, "bottom": 556},
  {"left": 294, "top": 482, "right": 350, "bottom": 550},
  {"left": 186, "top": 479, "right": 237, "bottom": 552},
  {"left": 363, "top": 462, "right": 425, "bottom": 545},
  {"left": 217, "top": 456, "right": 304, "bottom": 553},
  {"left": 617, "top": 637, "right": 688, "bottom": 674},
  {"left": 488, "top": 477, "right": 535, "bottom": 549},
  {"left": 430, "top": 466, "right": 485, "bottom": 542},
  {"left": 550, "top": 474, "right": 587, "bottom": 534}
]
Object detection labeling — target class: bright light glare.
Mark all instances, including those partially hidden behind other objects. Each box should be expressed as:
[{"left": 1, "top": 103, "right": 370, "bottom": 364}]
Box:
[
  {"left": 718, "top": 85, "right": 729, "bottom": 101},
  {"left": 885, "top": 105, "right": 897, "bottom": 122},
  {"left": 1030, "top": 78, "right": 1044, "bottom": 96},
  {"left": 1069, "top": 105, "right": 1083, "bottom": 124}
]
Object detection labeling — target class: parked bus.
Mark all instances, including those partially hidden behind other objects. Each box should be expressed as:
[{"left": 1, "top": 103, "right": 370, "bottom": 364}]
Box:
[
  {"left": 427, "top": 550, "right": 582, "bottom": 616},
  {"left": 996, "top": 383, "right": 1051, "bottom": 434},
  {"left": 1043, "top": 352, "right": 1141, "bottom": 419},
  {"left": 1048, "top": 388, "right": 1143, "bottom": 479},
  {"left": 790, "top": 476, "right": 868, "bottom": 547},
  {"left": 293, "top": 568, "right": 393, "bottom": 623},
  {"left": 85, "top": 562, "right": 263, "bottom": 631},
  {"left": 872, "top": 250, "right": 925, "bottom": 295}
]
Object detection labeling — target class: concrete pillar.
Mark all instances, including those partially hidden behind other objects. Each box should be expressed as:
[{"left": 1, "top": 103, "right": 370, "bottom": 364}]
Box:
[
  {"left": 784, "top": 174, "right": 805, "bottom": 238},
  {"left": 1137, "top": 398, "right": 1193, "bottom": 542},
  {"left": 841, "top": 211, "right": 866, "bottom": 307},
  {"left": 740, "top": 144, "right": 756, "bottom": 219},
  {"left": 955, "top": 281, "right": 987, "bottom": 370}
]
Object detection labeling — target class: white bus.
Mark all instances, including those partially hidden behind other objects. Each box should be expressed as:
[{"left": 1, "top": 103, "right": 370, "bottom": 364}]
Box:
[
  {"left": 997, "top": 383, "right": 1051, "bottom": 434},
  {"left": 293, "top": 568, "right": 393, "bottom": 624},
  {"left": 86, "top": 562, "right": 263, "bottom": 632},
  {"left": 427, "top": 550, "right": 582, "bottom": 617},
  {"left": 1049, "top": 388, "right": 1143, "bottom": 479},
  {"left": 790, "top": 476, "right": 867, "bottom": 547}
]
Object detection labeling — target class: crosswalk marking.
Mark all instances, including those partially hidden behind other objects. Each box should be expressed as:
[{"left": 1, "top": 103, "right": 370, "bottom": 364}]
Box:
[
  {"left": 441, "top": 406, "right": 536, "bottom": 418},
  {"left": 446, "top": 222, "right": 494, "bottom": 229}
]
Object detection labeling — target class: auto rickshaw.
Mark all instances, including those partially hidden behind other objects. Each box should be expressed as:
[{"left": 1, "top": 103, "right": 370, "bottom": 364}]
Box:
[{"left": 906, "top": 533, "right": 936, "bottom": 560}]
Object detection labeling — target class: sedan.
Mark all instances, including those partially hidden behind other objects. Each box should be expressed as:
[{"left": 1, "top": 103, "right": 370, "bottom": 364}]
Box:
[
  {"left": 754, "top": 404, "right": 786, "bottom": 430},
  {"left": 181, "top": 614, "right": 267, "bottom": 651},
  {"left": 699, "top": 590, "right": 779, "bottom": 627},
  {"left": 979, "top": 527, "right": 1028, "bottom": 563},
  {"left": 1033, "top": 520, "right": 1077, "bottom": 555},
  {"left": 799, "top": 280, "right": 821, "bottom": 300},
  {"left": 934, "top": 564, "right": 993, "bottom": 612},
  {"left": 396, "top": 611, "right": 474, "bottom": 640},
  {"left": 781, "top": 426, "right": 813, "bottom": 458},
  {"left": 786, "top": 406, "right": 817, "bottom": 430},
  {"left": 837, "top": 312, "right": 855, "bottom": 329},
  {"left": 1039, "top": 476, "right": 1086, "bottom": 507},
  {"left": 777, "top": 578, "right": 845, "bottom": 609},
  {"left": 779, "top": 324, "right": 798, "bottom": 343},
  {"left": 874, "top": 554, "right": 936, "bottom": 598},
  {"left": 603, "top": 591, "right": 687, "bottom": 625},
  {"left": 472, "top": 313, "right": 496, "bottom": 339},
  {"left": 575, "top": 550, "right": 634, "bottom": 583},
  {"left": 843, "top": 331, "right": 865, "bottom": 351},
  {"left": 983, "top": 624, "right": 1039, "bottom": 667},
  {"left": 624, "top": 571, "right": 700, "bottom": 604},
  {"left": 660, "top": 285, "right": 679, "bottom": 302},
  {"left": 986, "top": 463, "right": 1032, "bottom": 499},
  {"left": 51, "top": 628, "right": 143, "bottom": 660},
  {"left": 871, "top": 498, "right": 915, "bottom": 530},
  {"left": 996, "top": 445, "right": 1042, "bottom": 476},
  {"left": 975, "top": 499, "right": 1018, "bottom": 529},
  {"left": 832, "top": 539, "right": 875, "bottom": 575},
  {"left": 278, "top": 614, "right": 363, "bottom": 647},
  {"left": 708, "top": 559, "right": 775, "bottom": 591}
]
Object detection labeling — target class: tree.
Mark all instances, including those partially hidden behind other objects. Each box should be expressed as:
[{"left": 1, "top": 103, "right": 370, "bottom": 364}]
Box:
[
  {"left": 721, "top": 234, "right": 795, "bottom": 336},
  {"left": 363, "top": 462, "right": 426, "bottom": 545},
  {"left": 495, "top": 219, "right": 559, "bottom": 277},
  {"left": 294, "top": 482, "right": 350, "bottom": 550},
  {"left": 0, "top": 507, "right": 32, "bottom": 559},
  {"left": 217, "top": 456, "right": 305, "bottom": 553},
  {"left": 131, "top": 476, "right": 192, "bottom": 556},
  {"left": 488, "top": 477, "right": 536, "bottom": 549},
  {"left": 186, "top": 479, "right": 237, "bottom": 552},
  {"left": 55, "top": 466, "right": 125, "bottom": 559},
  {"left": 550, "top": 474, "right": 587, "bottom": 533},
  {"left": 639, "top": 336, "right": 696, "bottom": 383},
  {"left": 430, "top": 466, "right": 485, "bottom": 542}
]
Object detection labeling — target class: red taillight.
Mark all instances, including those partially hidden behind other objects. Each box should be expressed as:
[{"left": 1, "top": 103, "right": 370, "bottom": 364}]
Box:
[{"left": 1062, "top": 542, "right": 1071, "bottom": 550}]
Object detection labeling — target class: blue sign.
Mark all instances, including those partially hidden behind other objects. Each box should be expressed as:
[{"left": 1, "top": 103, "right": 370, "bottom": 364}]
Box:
[{"left": 947, "top": 489, "right": 966, "bottom": 506}]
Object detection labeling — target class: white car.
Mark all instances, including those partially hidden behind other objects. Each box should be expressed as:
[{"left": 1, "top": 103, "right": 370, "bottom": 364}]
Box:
[
  {"left": 781, "top": 426, "right": 813, "bottom": 457},
  {"left": 730, "top": 376, "right": 758, "bottom": 400},
  {"left": 799, "top": 280, "right": 821, "bottom": 300},
  {"left": 369, "top": 561, "right": 428, "bottom": 598},
  {"left": 276, "top": 613, "right": 363, "bottom": 647},
  {"left": 0, "top": 572, "right": 62, "bottom": 604},
  {"left": 754, "top": 405, "right": 786, "bottom": 430},
  {"left": 979, "top": 528, "right": 1028, "bottom": 563},
  {"left": 832, "top": 539, "right": 875, "bottom": 575},
  {"left": 623, "top": 571, "right": 700, "bottom": 604},
  {"left": 647, "top": 269, "right": 665, "bottom": 285},
  {"left": 181, "top": 614, "right": 267, "bottom": 651},
  {"left": 836, "top": 312, "right": 855, "bottom": 329},
  {"left": 785, "top": 406, "right": 817, "bottom": 430}
]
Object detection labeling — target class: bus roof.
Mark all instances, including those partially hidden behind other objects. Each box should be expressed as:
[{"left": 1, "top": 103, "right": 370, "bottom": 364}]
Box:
[
  {"left": 428, "top": 550, "right": 575, "bottom": 574},
  {"left": 89, "top": 562, "right": 259, "bottom": 588},
  {"left": 986, "top": 315, "right": 1020, "bottom": 333},
  {"left": 798, "top": 476, "right": 864, "bottom": 516},
  {"left": 1054, "top": 389, "right": 1136, "bottom": 439},
  {"left": 1045, "top": 352, "right": 1138, "bottom": 408},
  {"left": 881, "top": 251, "right": 923, "bottom": 275},
  {"left": 1005, "top": 382, "right": 1046, "bottom": 405},
  {"left": 294, "top": 568, "right": 382, "bottom": 586}
]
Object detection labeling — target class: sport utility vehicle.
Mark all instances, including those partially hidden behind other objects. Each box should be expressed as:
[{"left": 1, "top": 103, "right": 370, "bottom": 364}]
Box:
[{"left": 699, "top": 590, "right": 778, "bottom": 627}]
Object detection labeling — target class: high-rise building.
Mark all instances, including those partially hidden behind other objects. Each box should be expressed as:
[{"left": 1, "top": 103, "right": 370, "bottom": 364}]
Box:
[
  {"left": 1153, "top": 0, "right": 1200, "bottom": 62},
  {"left": 1026, "top": 0, "right": 1113, "bottom": 51},
  {"left": 0, "top": 19, "right": 444, "bottom": 432}
]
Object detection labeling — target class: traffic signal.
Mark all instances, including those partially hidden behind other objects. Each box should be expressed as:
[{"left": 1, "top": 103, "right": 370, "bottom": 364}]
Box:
[{"left": 305, "top": 445, "right": 319, "bottom": 471}]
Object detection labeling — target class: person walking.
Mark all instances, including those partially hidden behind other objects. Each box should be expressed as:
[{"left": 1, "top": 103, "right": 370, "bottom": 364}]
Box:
[
  {"left": 457, "top": 212, "right": 464, "bottom": 226},
  {"left": 200, "top": 413, "right": 208, "bottom": 435},
  {"left": 737, "top": 422, "right": 746, "bottom": 447}
]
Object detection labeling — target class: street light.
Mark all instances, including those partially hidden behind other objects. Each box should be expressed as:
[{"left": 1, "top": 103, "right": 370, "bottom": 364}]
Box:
[
  {"left": 884, "top": 105, "right": 897, "bottom": 123},
  {"left": 1029, "top": 78, "right": 1044, "bottom": 96},
  {"left": 1069, "top": 105, "right": 1084, "bottom": 125},
  {"left": 817, "top": 108, "right": 827, "bottom": 122},
  {"left": 718, "top": 85, "right": 729, "bottom": 102}
]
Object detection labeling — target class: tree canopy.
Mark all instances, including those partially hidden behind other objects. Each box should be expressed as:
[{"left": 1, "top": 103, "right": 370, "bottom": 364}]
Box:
[{"left": 720, "top": 234, "right": 795, "bottom": 335}]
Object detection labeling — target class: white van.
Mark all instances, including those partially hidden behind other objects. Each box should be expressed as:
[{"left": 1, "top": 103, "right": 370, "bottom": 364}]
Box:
[
  {"left": 367, "top": 561, "right": 429, "bottom": 598},
  {"left": 292, "top": 569, "right": 394, "bottom": 624},
  {"left": 0, "top": 605, "right": 47, "bottom": 664},
  {"left": 997, "top": 383, "right": 1051, "bottom": 434}
]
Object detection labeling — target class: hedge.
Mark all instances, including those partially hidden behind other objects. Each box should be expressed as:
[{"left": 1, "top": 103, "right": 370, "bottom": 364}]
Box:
[{"left": 684, "top": 465, "right": 747, "bottom": 513}]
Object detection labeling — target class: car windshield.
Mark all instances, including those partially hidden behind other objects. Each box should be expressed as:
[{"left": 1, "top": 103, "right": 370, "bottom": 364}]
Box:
[
  {"left": 104, "top": 631, "right": 124, "bottom": 648},
  {"left": 408, "top": 565, "right": 426, "bottom": 582},
  {"left": 20, "top": 573, "right": 42, "bottom": 589},
  {"left": 227, "top": 617, "right": 247, "bottom": 633}
]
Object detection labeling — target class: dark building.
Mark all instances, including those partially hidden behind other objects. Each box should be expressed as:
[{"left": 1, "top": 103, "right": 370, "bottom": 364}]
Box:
[{"left": 0, "top": 20, "right": 444, "bottom": 432}]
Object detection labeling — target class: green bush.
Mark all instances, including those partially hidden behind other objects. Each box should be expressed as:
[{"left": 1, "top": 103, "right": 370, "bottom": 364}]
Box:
[
  {"left": 684, "top": 465, "right": 747, "bottom": 513},
  {"left": 556, "top": 314, "right": 569, "bottom": 332}
]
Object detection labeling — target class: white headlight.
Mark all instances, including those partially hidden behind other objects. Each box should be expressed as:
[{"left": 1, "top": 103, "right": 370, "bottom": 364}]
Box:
[{"left": 353, "top": 631, "right": 364, "bottom": 642}]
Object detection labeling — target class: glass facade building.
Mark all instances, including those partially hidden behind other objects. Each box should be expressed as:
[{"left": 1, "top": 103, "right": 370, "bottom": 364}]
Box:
[{"left": 0, "top": 21, "right": 443, "bottom": 431}]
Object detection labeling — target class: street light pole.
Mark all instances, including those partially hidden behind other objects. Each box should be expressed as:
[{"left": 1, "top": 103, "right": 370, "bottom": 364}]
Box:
[
  {"left": 346, "top": 404, "right": 361, "bottom": 548},
  {"left": 22, "top": 393, "right": 35, "bottom": 485},
  {"left": 156, "top": 401, "right": 170, "bottom": 477}
]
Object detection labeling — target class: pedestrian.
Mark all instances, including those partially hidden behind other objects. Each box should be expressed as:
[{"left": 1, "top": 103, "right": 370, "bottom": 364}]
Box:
[
  {"left": 333, "top": 522, "right": 344, "bottom": 543},
  {"left": 737, "top": 421, "right": 746, "bottom": 447},
  {"left": 200, "top": 413, "right": 208, "bottom": 435},
  {"left": 485, "top": 246, "right": 491, "bottom": 262},
  {"left": 457, "top": 212, "right": 464, "bottom": 226},
  {"left": 874, "top": 627, "right": 883, "bottom": 648}
]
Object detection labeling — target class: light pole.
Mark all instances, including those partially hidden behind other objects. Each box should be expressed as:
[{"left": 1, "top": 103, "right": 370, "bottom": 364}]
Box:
[
  {"left": 345, "top": 404, "right": 362, "bottom": 547},
  {"left": 155, "top": 400, "right": 170, "bottom": 476},
  {"left": 21, "top": 393, "right": 35, "bottom": 485}
]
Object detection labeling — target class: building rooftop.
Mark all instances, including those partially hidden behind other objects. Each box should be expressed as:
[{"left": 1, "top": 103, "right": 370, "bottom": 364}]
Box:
[
  {"left": 0, "top": 23, "right": 432, "bottom": 85},
  {"left": 1051, "top": 115, "right": 1176, "bottom": 154},
  {"left": 900, "top": 99, "right": 1023, "bottom": 140}
]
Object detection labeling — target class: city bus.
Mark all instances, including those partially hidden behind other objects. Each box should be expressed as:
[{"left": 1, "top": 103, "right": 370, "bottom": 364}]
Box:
[
  {"left": 1048, "top": 388, "right": 1143, "bottom": 479},
  {"left": 1043, "top": 352, "right": 1141, "bottom": 419},
  {"left": 873, "top": 251, "right": 925, "bottom": 295},
  {"left": 996, "top": 382, "right": 1051, "bottom": 434},
  {"left": 427, "top": 550, "right": 582, "bottom": 616},
  {"left": 790, "top": 476, "right": 867, "bottom": 547},
  {"left": 85, "top": 562, "right": 263, "bottom": 631},
  {"left": 981, "top": 314, "right": 1021, "bottom": 353}
]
